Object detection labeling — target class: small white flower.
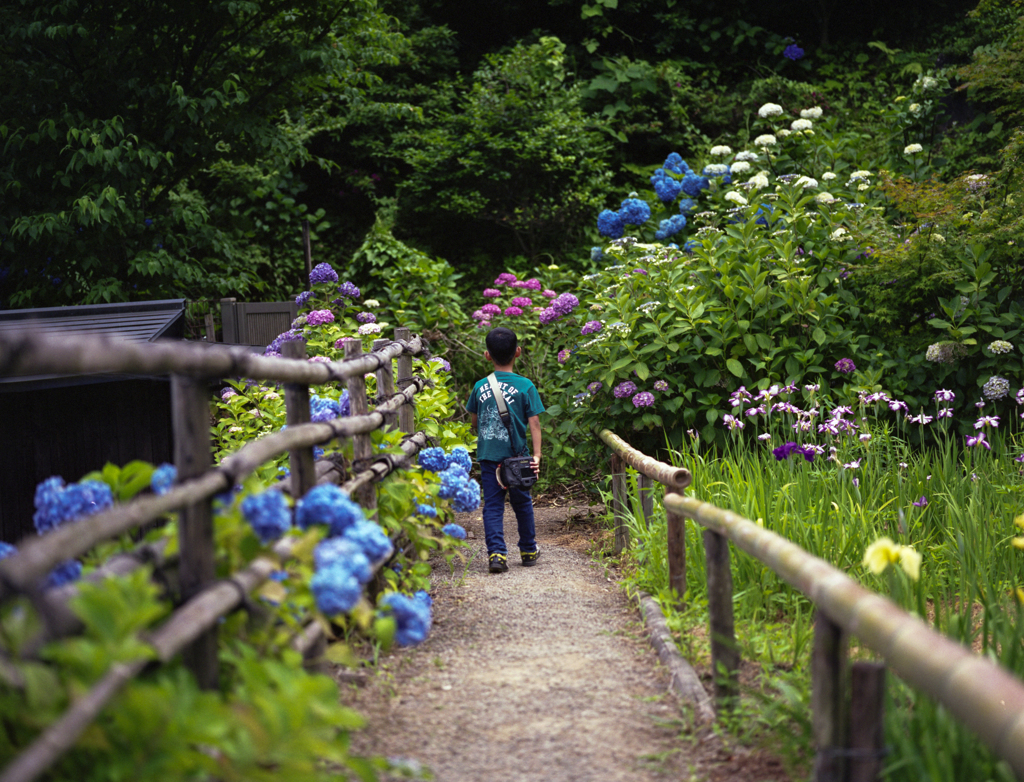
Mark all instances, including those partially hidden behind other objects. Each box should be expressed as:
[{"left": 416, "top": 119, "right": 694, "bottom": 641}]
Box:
[
  {"left": 800, "top": 106, "right": 823, "bottom": 119},
  {"left": 830, "top": 227, "right": 849, "bottom": 241},
  {"left": 754, "top": 134, "right": 777, "bottom": 147},
  {"left": 815, "top": 192, "right": 836, "bottom": 203},
  {"left": 729, "top": 160, "right": 751, "bottom": 174},
  {"left": 710, "top": 145, "right": 733, "bottom": 156},
  {"left": 851, "top": 170, "right": 872, "bottom": 179},
  {"left": 776, "top": 128, "right": 791, "bottom": 138},
  {"left": 858, "top": 183, "right": 869, "bottom": 191},
  {"left": 747, "top": 172, "right": 770, "bottom": 189},
  {"left": 794, "top": 176, "right": 818, "bottom": 189},
  {"left": 931, "top": 233, "right": 946, "bottom": 243},
  {"left": 908, "top": 103, "right": 922, "bottom": 116},
  {"left": 822, "top": 172, "right": 837, "bottom": 181},
  {"left": 791, "top": 118, "right": 813, "bottom": 131},
  {"left": 734, "top": 150, "right": 759, "bottom": 162},
  {"left": 724, "top": 191, "right": 748, "bottom": 205},
  {"left": 758, "top": 102, "right": 783, "bottom": 118},
  {"left": 904, "top": 143, "right": 923, "bottom": 154}
]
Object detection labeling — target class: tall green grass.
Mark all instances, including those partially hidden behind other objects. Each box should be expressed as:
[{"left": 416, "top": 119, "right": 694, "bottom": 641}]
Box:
[{"left": 611, "top": 426, "right": 1024, "bottom": 781}]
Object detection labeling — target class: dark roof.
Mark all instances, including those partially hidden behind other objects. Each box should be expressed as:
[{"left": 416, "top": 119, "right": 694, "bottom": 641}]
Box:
[{"left": 0, "top": 299, "right": 186, "bottom": 390}]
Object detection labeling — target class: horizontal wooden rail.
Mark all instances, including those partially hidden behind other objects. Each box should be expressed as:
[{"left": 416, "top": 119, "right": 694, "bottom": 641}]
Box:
[
  {"left": 598, "top": 429, "right": 691, "bottom": 491},
  {"left": 0, "top": 377, "right": 428, "bottom": 598},
  {"left": 0, "top": 331, "right": 426, "bottom": 385},
  {"left": 664, "top": 492, "right": 1024, "bottom": 779}
]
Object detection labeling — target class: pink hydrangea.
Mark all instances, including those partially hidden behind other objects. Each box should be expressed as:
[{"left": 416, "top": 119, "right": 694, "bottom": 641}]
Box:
[
  {"left": 542, "top": 289, "right": 557, "bottom": 298},
  {"left": 482, "top": 288, "right": 501, "bottom": 297},
  {"left": 308, "top": 355, "right": 331, "bottom": 363},
  {"left": 494, "top": 273, "right": 517, "bottom": 286},
  {"left": 523, "top": 278, "right": 543, "bottom": 291},
  {"left": 481, "top": 303, "right": 501, "bottom": 315},
  {"left": 306, "top": 309, "right": 335, "bottom": 326},
  {"left": 511, "top": 280, "right": 529, "bottom": 288},
  {"left": 511, "top": 296, "right": 533, "bottom": 307},
  {"left": 503, "top": 306, "right": 524, "bottom": 317},
  {"left": 472, "top": 309, "right": 487, "bottom": 320}
]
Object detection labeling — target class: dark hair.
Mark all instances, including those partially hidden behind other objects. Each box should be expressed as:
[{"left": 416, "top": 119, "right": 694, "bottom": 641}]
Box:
[{"left": 485, "top": 327, "right": 518, "bottom": 365}]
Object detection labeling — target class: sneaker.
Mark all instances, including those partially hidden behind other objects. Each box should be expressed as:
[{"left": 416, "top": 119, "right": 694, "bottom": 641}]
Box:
[
  {"left": 521, "top": 549, "right": 541, "bottom": 567},
  {"left": 488, "top": 552, "right": 509, "bottom": 573}
]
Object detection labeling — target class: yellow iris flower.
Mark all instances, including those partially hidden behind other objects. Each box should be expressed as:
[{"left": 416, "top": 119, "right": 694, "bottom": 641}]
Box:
[{"left": 863, "top": 537, "right": 921, "bottom": 581}]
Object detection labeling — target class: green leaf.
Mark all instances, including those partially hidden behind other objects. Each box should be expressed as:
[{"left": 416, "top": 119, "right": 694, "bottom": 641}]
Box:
[
  {"left": 635, "top": 362, "right": 649, "bottom": 380},
  {"left": 812, "top": 327, "right": 826, "bottom": 345},
  {"left": 726, "top": 358, "right": 744, "bottom": 377}
]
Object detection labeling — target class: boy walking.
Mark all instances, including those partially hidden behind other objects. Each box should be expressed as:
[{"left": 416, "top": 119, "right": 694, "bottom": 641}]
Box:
[{"left": 466, "top": 327, "right": 544, "bottom": 573}]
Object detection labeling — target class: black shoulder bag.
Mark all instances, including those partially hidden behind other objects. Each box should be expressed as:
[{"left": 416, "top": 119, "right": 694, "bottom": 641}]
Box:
[{"left": 486, "top": 373, "right": 536, "bottom": 490}]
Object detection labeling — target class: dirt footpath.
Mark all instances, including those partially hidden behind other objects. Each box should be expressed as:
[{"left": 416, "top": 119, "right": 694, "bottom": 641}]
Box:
[{"left": 340, "top": 503, "right": 790, "bottom": 782}]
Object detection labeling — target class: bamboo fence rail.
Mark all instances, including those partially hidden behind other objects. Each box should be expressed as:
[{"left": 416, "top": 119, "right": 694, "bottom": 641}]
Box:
[{"left": 0, "top": 328, "right": 438, "bottom": 782}]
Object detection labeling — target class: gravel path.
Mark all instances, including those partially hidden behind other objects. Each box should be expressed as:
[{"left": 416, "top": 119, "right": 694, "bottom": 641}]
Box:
[{"left": 340, "top": 503, "right": 790, "bottom": 782}]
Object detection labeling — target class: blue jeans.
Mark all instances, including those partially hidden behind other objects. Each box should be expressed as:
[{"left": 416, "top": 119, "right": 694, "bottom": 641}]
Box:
[{"left": 479, "top": 460, "right": 537, "bottom": 556}]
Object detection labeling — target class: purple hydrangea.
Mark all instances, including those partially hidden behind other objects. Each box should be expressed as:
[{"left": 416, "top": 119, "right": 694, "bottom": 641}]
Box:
[
  {"left": 511, "top": 296, "right": 533, "bottom": 308},
  {"left": 442, "top": 523, "right": 467, "bottom": 540},
  {"left": 632, "top": 391, "right": 655, "bottom": 408},
  {"left": 539, "top": 308, "right": 560, "bottom": 325},
  {"left": 338, "top": 281, "right": 360, "bottom": 298},
  {"left": 306, "top": 309, "right": 335, "bottom": 326},
  {"left": 834, "top": 358, "right": 856, "bottom": 374},
  {"left": 494, "top": 272, "right": 517, "bottom": 286},
  {"left": 356, "top": 312, "right": 376, "bottom": 324},
  {"left": 581, "top": 321, "right": 603, "bottom": 335},
  {"left": 551, "top": 292, "right": 578, "bottom": 316},
  {"left": 295, "top": 290, "right": 314, "bottom": 307},
  {"left": 310, "top": 263, "right": 339, "bottom": 285},
  {"left": 265, "top": 329, "right": 305, "bottom": 356},
  {"left": 614, "top": 381, "right": 638, "bottom": 399},
  {"left": 557, "top": 349, "right": 569, "bottom": 364},
  {"left": 654, "top": 380, "right": 669, "bottom": 391},
  {"left": 482, "top": 288, "right": 501, "bottom": 298},
  {"left": 240, "top": 490, "right": 292, "bottom": 544},
  {"left": 429, "top": 357, "right": 451, "bottom": 372},
  {"left": 587, "top": 381, "right": 603, "bottom": 394},
  {"left": 504, "top": 306, "right": 523, "bottom": 317}
]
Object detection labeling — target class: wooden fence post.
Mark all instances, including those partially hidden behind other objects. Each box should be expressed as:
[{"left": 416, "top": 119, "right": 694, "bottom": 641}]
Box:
[
  {"left": 638, "top": 473, "right": 654, "bottom": 528},
  {"left": 372, "top": 337, "right": 397, "bottom": 430},
  {"left": 666, "top": 507, "right": 686, "bottom": 606},
  {"left": 171, "top": 374, "right": 218, "bottom": 690},
  {"left": 812, "top": 610, "right": 848, "bottom": 782},
  {"left": 282, "top": 340, "right": 317, "bottom": 498},
  {"left": 610, "top": 454, "right": 629, "bottom": 554},
  {"left": 344, "top": 339, "right": 376, "bottom": 511},
  {"left": 704, "top": 528, "right": 739, "bottom": 711},
  {"left": 394, "top": 327, "right": 415, "bottom": 435},
  {"left": 848, "top": 662, "right": 885, "bottom": 782}
]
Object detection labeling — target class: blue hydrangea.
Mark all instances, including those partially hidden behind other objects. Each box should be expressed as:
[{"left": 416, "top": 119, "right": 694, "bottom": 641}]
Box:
[
  {"left": 33, "top": 478, "right": 113, "bottom": 535},
  {"left": 655, "top": 214, "right": 687, "bottom": 241},
  {"left": 309, "top": 263, "right": 339, "bottom": 285},
  {"left": 784, "top": 43, "right": 805, "bottom": 61},
  {"left": 437, "top": 463, "right": 470, "bottom": 500},
  {"left": 379, "top": 591, "right": 432, "bottom": 646},
  {"left": 314, "top": 537, "right": 372, "bottom": 584},
  {"left": 314, "top": 446, "right": 325, "bottom": 460},
  {"left": 151, "top": 463, "right": 176, "bottom": 496},
  {"left": 678, "top": 198, "right": 697, "bottom": 216},
  {"left": 0, "top": 542, "right": 16, "bottom": 560},
  {"left": 44, "top": 560, "right": 82, "bottom": 590},
  {"left": 754, "top": 203, "right": 775, "bottom": 227},
  {"left": 295, "top": 485, "right": 365, "bottom": 536},
  {"left": 416, "top": 504, "right": 438, "bottom": 518},
  {"left": 452, "top": 479, "right": 481, "bottom": 513},
  {"left": 590, "top": 246, "right": 604, "bottom": 263},
  {"left": 311, "top": 565, "right": 361, "bottom": 615},
  {"left": 442, "top": 523, "right": 467, "bottom": 540},
  {"left": 295, "top": 290, "right": 313, "bottom": 308},
  {"left": 652, "top": 174, "right": 683, "bottom": 203},
  {"left": 418, "top": 447, "right": 448, "bottom": 473},
  {"left": 597, "top": 209, "right": 624, "bottom": 239},
  {"left": 342, "top": 519, "right": 394, "bottom": 564},
  {"left": 310, "top": 394, "right": 340, "bottom": 422},
  {"left": 664, "top": 153, "right": 689, "bottom": 175},
  {"left": 683, "top": 240, "right": 700, "bottom": 254},
  {"left": 415, "top": 589, "right": 432, "bottom": 607},
  {"left": 445, "top": 446, "right": 472, "bottom": 474},
  {"left": 619, "top": 198, "right": 651, "bottom": 226},
  {"left": 337, "top": 281, "right": 361, "bottom": 298},
  {"left": 681, "top": 173, "right": 710, "bottom": 198},
  {"left": 240, "top": 490, "right": 292, "bottom": 544}
]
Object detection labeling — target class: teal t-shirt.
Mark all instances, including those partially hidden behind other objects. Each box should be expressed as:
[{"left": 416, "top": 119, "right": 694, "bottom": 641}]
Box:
[{"left": 466, "top": 371, "right": 545, "bottom": 462}]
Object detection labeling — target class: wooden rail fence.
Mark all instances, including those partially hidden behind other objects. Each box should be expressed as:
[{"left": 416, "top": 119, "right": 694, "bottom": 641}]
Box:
[
  {"left": 600, "top": 430, "right": 1024, "bottom": 782},
  {"left": 0, "top": 327, "right": 433, "bottom": 782}
]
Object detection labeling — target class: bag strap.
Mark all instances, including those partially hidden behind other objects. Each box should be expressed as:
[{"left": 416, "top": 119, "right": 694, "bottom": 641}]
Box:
[{"left": 487, "top": 373, "right": 511, "bottom": 429}]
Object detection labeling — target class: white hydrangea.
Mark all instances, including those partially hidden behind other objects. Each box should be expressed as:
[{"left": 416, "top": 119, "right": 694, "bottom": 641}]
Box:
[
  {"left": 800, "top": 106, "right": 823, "bottom": 119},
  {"left": 904, "top": 143, "right": 923, "bottom": 154},
  {"left": 858, "top": 184, "right": 870, "bottom": 191},
  {"left": 815, "top": 192, "right": 836, "bottom": 203},
  {"left": 988, "top": 339, "right": 1014, "bottom": 354},
  {"left": 776, "top": 128, "right": 791, "bottom": 138},
  {"left": 909, "top": 103, "right": 922, "bottom": 116},
  {"left": 830, "top": 227, "right": 850, "bottom": 241},
  {"left": 704, "top": 163, "right": 729, "bottom": 175},
  {"left": 363, "top": 299, "right": 380, "bottom": 308},
  {"left": 791, "top": 118, "right": 813, "bottom": 132},
  {"left": 358, "top": 323, "right": 382, "bottom": 335},
  {"left": 724, "top": 191, "right": 748, "bottom": 205},
  {"left": 754, "top": 134, "right": 777, "bottom": 147},
  {"left": 729, "top": 160, "right": 751, "bottom": 174},
  {"left": 983, "top": 375, "right": 1010, "bottom": 400},
  {"left": 919, "top": 76, "right": 938, "bottom": 89},
  {"left": 747, "top": 173, "right": 770, "bottom": 189},
  {"left": 794, "top": 176, "right": 818, "bottom": 189},
  {"left": 734, "top": 150, "right": 759, "bottom": 162},
  {"left": 710, "top": 145, "right": 733, "bottom": 156},
  {"left": 822, "top": 172, "right": 837, "bottom": 181},
  {"left": 758, "top": 102, "right": 783, "bottom": 118}
]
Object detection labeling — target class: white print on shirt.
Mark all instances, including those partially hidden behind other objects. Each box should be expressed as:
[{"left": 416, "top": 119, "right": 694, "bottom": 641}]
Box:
[
  {"left": 477, "top": 381, "right": 519, "bottom": 408},
  {"left": 479, "top": 406, "right": 510, "bottom": 444}
]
